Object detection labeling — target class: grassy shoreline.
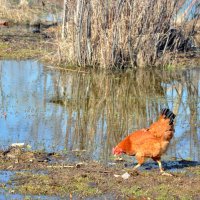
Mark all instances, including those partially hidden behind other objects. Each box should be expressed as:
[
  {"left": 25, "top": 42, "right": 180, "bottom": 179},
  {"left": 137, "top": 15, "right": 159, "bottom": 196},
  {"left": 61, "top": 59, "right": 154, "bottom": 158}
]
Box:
[
  {"left": 0, "top": 147, "right": 200, "bottom": 199},
  {"left": 0, "top": 32, "right": 200, "bottom": 69},
  {"left": 0, "top": 0, "right": 200, "bottom": 69},
  {"left": 0, "top": 26, "right": 53, "bottom": 60}
]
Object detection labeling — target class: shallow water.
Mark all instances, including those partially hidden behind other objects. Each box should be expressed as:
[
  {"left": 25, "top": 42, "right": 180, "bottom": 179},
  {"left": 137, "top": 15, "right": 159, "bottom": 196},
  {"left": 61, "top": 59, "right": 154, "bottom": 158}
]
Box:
[
  {"left": 0, "top": 60, "right": 199, "bottom": 162},
  {"left": 0, "top": 170, "right": 62, "bottom": 199}
]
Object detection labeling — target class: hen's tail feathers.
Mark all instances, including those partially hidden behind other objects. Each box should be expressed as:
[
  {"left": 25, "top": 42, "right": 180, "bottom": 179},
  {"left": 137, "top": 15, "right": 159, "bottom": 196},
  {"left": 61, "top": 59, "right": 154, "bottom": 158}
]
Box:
[{"left": 161, "top": 108, "right": 176, "bottom": 125}]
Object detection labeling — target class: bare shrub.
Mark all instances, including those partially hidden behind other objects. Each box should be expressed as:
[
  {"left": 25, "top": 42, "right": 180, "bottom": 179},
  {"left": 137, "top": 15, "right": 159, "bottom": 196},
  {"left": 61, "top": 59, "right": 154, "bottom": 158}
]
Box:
[{"left": 58, "top": 0, "right": 199, "bottom": 68}]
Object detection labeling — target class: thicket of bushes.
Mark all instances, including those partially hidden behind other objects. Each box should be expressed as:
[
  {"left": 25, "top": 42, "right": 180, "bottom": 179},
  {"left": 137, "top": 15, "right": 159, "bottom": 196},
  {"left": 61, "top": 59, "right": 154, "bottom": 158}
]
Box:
[
  {"left": 0, "top": 0, "right": 199, "bottom": 68},
  {"left": 59, "top": 0, "right": 199, "bottom": 68}
]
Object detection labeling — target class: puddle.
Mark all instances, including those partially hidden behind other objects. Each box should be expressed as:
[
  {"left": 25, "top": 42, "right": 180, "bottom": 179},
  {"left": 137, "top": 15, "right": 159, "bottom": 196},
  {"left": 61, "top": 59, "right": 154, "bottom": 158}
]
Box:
[
  {"left": 0, "top": 170, "right": 14, "bottom": 184},
  {"left": 0, "top": 170, "right": 64, "bottom": 199},
  {"left": 42, "top": 12, "right": 62, "bottom": 23},
  {"left": 0, "top": 60, "right": 199, "bottom": 163},
  {"left": 0, "top": 189, "right": 62, "bottom": 199}
]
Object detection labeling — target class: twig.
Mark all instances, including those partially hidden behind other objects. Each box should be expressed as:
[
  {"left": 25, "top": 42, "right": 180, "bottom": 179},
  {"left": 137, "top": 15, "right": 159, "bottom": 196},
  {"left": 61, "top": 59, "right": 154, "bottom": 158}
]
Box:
[{"left": 44, "top": 65, "right": 89, "bottom": 73}]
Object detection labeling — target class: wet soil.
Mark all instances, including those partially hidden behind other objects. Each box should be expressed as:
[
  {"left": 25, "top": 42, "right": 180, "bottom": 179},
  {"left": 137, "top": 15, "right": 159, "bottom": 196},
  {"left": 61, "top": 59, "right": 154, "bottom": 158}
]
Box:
[{"left": 0, "top": 147, "right": 200, "bottom": 199}]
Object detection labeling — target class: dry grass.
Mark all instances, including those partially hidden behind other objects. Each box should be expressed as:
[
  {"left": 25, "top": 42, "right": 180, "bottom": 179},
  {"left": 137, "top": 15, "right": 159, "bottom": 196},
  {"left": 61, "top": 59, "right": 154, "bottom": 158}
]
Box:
[
  {"left": 0, "top": 0, "right": 43, "bottom": 24},
  {"left": 0, "top": 0, "right": 199, "bottom": 68},
  {"left": 56, "top": 0, "right": 199, "bottom": 69}
]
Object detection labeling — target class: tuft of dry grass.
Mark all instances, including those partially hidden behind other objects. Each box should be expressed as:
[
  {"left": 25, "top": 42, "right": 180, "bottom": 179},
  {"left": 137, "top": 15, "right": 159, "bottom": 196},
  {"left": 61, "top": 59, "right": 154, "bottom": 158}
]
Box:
[{"left": 0, "top": 0, "right": 43, "bottom": 24}]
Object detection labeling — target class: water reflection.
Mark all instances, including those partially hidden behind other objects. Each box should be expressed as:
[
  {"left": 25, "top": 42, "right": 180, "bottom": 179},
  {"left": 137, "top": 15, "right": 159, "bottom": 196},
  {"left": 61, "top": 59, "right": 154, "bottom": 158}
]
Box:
[
  {"left": 0, "top": 60, "right": 199, "bottom": 161},
  {"left": 0, "top": 60, "right": 68, "bottom": 152}
]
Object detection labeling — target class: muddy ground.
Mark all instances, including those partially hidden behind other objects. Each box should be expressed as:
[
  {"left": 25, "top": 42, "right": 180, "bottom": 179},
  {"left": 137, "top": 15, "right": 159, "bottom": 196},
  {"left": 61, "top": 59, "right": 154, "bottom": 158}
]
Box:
[
  {"left": 0, "top": 24, "right": 55, "bottom": 60},
  {"left": 0, "top": 146, "right": 200, "bottom": 199}
]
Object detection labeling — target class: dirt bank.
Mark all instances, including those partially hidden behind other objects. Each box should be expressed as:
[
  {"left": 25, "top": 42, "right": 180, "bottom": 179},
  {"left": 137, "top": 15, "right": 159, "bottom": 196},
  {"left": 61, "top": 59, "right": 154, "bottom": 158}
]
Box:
[{"left": 0, "top": 147, "right": 200, "bottom": 199}]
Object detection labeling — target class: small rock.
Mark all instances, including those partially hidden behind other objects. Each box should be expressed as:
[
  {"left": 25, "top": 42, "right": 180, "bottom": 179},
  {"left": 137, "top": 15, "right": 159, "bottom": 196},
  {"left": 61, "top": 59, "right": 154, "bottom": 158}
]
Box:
[
  {"left": 124, "top": 163, "right": 128, "bottom": 167},
  {"left": 114, "top": 172, "right": 131, "bottom": 179},
  {"left": 9, "top": 189, "right": 15, "bottom": 194},
  {"left": 114, "top": 157, "right": 124, "bottom": 161},
  {"left": 108, "top": 162, "right": 117, "bottom": 166},
  {"left": 0, "top": 20, "right": 9, "bottom": 26},
  {"left": 81, "top": 174, "right": 87, "bottom": 178},
  {"left": 130, "top": 170, "right": 139, "bottom": 176},
  {"left": 76, "top": 162, "right": 84, "bottom": 168},
  {"left": 121, "top": 172, "right": 130, "bottom": 179}
]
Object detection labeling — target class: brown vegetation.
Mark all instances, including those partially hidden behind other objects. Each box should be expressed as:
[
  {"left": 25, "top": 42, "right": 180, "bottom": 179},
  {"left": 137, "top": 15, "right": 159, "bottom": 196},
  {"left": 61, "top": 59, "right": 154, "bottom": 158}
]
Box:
[
  {"left": 57, "top": 0, "right": 200, "bottom": 68},
  {"left": 0, "top": 0, "right": 39, "bottom": 24},
  {"left": 0, "top": 0, "right": 199, "bottom": 68}
]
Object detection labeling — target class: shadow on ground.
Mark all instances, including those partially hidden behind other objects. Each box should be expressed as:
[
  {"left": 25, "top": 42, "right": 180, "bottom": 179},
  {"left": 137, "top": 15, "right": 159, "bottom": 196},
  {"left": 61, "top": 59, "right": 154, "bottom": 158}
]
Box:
[{"left": 124, "top": 160, "right": 200, "bottom": 172}]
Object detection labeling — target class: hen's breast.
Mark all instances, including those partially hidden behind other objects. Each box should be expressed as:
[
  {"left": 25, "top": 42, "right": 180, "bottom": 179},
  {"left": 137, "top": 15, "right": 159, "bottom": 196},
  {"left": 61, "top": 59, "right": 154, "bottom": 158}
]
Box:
[{"left": 160, "top": 141, "right": 170, "bottom": 154}]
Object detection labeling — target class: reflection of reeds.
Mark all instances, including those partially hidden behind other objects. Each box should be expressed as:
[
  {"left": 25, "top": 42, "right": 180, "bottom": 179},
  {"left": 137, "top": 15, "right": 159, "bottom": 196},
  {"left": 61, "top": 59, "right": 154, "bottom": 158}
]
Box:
[
  {"left": 186, "top": 69, "right": 199, "bottom": 160},
  {"left": 48, "top": 68, "right": 200, "bottom": 160},
  {"left": 49, "top": 69, "right": 168, "bottom": 160},
  {"left": 164, "top": 69, "right": 200, "bottom": 160}
]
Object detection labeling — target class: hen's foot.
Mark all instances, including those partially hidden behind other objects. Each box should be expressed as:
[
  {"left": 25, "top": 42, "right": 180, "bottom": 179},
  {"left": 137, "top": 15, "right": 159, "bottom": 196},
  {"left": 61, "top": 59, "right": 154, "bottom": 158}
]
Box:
[{"left": 161, "top": 172, "right": 173, "bottom": 176}]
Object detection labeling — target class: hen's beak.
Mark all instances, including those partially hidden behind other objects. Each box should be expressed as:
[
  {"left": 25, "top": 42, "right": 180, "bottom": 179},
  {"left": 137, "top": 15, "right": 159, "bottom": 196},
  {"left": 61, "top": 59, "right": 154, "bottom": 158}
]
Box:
[{"left": 112, "top": 147, "right": 115, "bottom": 155}]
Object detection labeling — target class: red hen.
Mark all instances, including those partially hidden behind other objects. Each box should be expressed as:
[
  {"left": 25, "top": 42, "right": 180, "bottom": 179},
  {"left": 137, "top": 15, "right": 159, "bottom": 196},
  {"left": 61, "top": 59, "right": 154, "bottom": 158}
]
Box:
[{"left": 113, "top": 108, "right": 176, "bottom": 175}]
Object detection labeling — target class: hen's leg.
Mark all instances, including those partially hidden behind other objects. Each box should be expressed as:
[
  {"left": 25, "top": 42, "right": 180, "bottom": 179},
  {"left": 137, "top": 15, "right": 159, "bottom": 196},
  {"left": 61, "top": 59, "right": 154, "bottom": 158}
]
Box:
[
  {"left": 133, "top": 163, "right": 141, "bottom": 170},
  {"left": 156, "top": 160, "right": 164, "bottom": 173},
  {"left": 134, "top": 154, "right": 145, "bottom": 171},
  {"left": 153, "top": 158, "right": 173, "bottom": 176}
]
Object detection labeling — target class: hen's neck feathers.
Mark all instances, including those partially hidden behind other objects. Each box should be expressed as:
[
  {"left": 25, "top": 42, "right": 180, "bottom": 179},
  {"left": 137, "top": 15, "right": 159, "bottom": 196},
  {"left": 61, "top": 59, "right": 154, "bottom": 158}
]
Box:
[{"left": 149, "top": 115, "right": 174, "bottom": 138}]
